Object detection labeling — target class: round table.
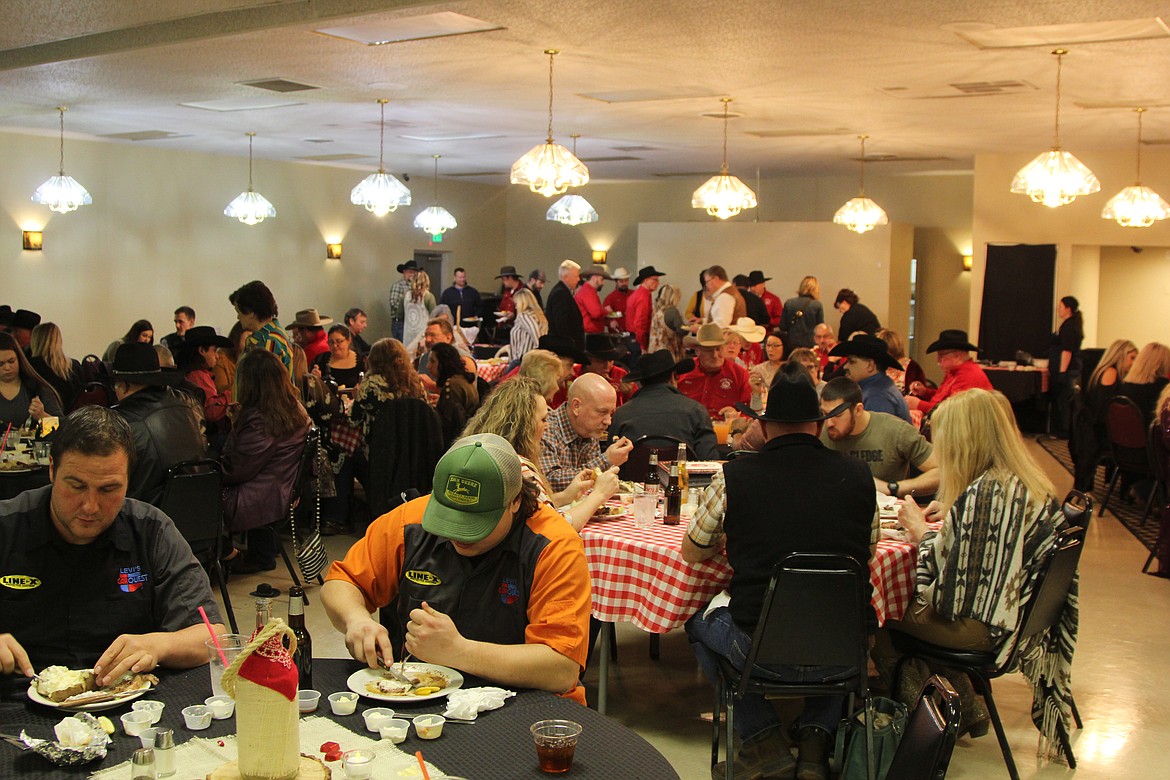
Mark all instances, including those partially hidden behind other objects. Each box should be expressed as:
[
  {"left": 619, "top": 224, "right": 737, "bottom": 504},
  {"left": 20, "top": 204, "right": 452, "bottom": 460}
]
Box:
[
  {"left": 0, "top": 658, "right": 678, "bottom": 779},
  {"left": 0, "top": 465, "right": 50, "bottom": 502}
]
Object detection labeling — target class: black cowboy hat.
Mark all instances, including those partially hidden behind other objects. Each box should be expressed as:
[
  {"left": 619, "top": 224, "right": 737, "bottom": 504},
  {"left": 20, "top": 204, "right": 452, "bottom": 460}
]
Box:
[
  {"left": 747, "top": 270, "right": 771, "bottom": 285},
  {"left": 828, "top": 334, "right": 900, "bottom": 371},
  {"left": 624, "top": 349, "right": 694, "bottom": 384},
  {"left": 495, "top": 265, "right": 522, "bottom": 279},
  {"left": 0, "top": 306, "right": 12, "bottom": 327},
  {"left": 584, "top": 333, "right": 626, "bottom": 362},
  {"left": 633, "top": 266, "right": 666, "bottom": 285},
  {"left": 925, "top": 329, "right": 979, "bottom": 354},
  {"left": 182, "top": 326, "right": 233, "bottom": 350},
  {"left": 11, "top": 309, "right": 41, "bottom": 330},
  {"left": 735, "top": 369, "right": 846, "bottom": 424},
  {"left": 537, "top": 334, "right": 588, "bottom": 365},
  {"left": 396, "top": 260, "right": 419, "bottom": 273},
  {"left": 110, "top": 342, "right": 179, "bottom": 386}
]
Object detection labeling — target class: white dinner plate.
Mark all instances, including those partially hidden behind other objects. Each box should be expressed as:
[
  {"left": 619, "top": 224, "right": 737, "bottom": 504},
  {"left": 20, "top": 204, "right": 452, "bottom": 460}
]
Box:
[
  {"left": 347, "top": 664, "right": 464, "bottom": 703},
  {"left": 27, "top": 681, "right": 152, "bottom": 712}
]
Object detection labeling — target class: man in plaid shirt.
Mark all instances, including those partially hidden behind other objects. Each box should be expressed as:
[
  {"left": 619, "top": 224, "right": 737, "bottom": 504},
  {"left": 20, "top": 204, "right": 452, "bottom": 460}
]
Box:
[
  {"left": 539, "top": 373, "right": 632, "bottom": 494},
  {"left": 388, "top": 260, "right": 418, "bottom": 341}
]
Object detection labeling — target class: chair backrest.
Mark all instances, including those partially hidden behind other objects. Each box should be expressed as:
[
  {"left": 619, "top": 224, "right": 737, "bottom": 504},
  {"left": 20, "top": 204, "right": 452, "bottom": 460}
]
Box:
[
  {"left": 1105, "top": 396, "right": 1150, "bottom": 471},
  {"left": 1010, "top": 527, "right": 1084, "bottom": 659},
  {"left": 1060, "top": 490, "right": 1093, "bottom": 531},
  {"left": 367, "top": 397, "right": 445, "bottom": 517},
  {"left": 885, "top": 675, "right": 961, "bottom": 780},
  {"left": 157, "top": 458, "right": 223, "bottom": 552},
  {"left": 618, "top": 435, "right": 684, "bottom": 482},
  {"left": 740, "top": 553, "right": 869, "bottom": 697}
]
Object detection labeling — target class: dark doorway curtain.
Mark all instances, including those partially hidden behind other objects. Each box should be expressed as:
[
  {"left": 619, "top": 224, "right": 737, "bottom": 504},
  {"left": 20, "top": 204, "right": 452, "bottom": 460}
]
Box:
[{"left": 978, "top": 244, "right": 1056, "bottom": 362}]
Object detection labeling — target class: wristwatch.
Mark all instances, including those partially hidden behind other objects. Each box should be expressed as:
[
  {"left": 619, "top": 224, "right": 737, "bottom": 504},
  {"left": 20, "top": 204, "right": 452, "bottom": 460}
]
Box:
[{"left": 888, "top": 481, "right": 900, "bottom": 497}]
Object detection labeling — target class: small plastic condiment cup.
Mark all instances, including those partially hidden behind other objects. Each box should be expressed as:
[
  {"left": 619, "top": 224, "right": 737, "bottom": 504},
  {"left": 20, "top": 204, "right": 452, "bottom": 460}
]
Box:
[
  {"left": 378, "top": 719, "right": 409, "bottom": 744},
  {"left": 137, "top": 727, "right": 159, "bottom": 749},
  {"left": 181, "top": 705, "right": 213, "bottom": 730},
  {"left": 132, "top": 699, "right": 165, "bottom": 725},
  {"left": 412, "top": 714, "right": 445, "bottom": 740},
  {"left": 362, "top": 707, "right": 395, "bottom": 732},
  {"left": 328, "top": 691, "right": 359, "bottom": 716},
  {"left": 204, "top": 695, "right": 235, "bottom": 719},
  {"left": 121, "top": 711, "right": 153, "bottom": 737},
  {"left": 341, "top": 748, "right": 376, "bottom": 779},
  {"left": 297, "top": 689, "right": 322, "bottom": 714}
]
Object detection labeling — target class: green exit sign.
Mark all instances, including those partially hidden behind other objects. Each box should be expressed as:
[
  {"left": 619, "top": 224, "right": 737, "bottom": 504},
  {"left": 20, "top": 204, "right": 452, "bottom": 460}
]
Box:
[{"left": 431, "top": 233, "right": 443, "bottom": 243}]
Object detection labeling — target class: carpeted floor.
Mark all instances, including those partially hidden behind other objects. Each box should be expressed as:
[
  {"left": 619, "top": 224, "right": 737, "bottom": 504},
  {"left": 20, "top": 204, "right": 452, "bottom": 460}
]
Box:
[{"left": 1036, "top": 435, "right": 1159, "bottom": 551}]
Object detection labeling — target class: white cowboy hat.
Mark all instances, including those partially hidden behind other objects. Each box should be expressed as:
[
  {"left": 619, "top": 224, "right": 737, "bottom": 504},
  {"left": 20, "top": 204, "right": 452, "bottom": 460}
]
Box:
[{"left": 729, "top": 317, "right": 766, "bottom": 343}]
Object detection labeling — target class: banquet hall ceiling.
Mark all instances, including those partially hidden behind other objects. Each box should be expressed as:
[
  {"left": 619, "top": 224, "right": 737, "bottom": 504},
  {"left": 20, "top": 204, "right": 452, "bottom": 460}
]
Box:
[{"left": 1, "top": 0, "right": 1169, "bottom": 182}]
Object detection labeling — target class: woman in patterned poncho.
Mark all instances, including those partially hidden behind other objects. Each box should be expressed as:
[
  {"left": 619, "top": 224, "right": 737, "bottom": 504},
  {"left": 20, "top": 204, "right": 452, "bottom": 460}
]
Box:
[{"left": 877, "top": 388, "right": 1077, "bottom": 763}]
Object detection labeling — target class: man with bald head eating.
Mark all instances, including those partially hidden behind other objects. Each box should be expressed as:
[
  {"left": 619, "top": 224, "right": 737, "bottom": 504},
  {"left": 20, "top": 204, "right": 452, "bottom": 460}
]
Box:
[{"left": 539, "top": 373, "right": 633, "bottom": 494}]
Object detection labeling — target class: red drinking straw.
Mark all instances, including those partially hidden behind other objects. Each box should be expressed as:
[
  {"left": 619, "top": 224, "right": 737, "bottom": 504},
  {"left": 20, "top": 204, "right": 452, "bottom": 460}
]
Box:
[
  {"left": 415, "top": 751, "right": 431, "bottom": 780},
  {"left": 199, "top": 606, "right": 229, "bottom": 667},
  {"left": 0, "top": 423, "right": 12, "bottom": 455}
]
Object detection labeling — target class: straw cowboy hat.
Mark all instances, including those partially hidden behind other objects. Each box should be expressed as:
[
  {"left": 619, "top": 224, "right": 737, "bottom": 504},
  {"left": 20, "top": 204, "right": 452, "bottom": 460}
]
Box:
[{"left": 684, "top": 322, "right": 726, "bottom": 348}]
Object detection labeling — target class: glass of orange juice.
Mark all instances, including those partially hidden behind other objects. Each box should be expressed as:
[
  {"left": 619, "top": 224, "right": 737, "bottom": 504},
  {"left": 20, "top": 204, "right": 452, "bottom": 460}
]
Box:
[{"left": 712, "top": 419, "right": 730, "bottom": 445}]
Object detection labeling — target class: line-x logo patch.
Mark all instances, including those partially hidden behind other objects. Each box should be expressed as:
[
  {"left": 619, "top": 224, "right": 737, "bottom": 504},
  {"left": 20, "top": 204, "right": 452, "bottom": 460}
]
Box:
[{"left": 0, "top": 574, "right": 41, "bottom": 590}]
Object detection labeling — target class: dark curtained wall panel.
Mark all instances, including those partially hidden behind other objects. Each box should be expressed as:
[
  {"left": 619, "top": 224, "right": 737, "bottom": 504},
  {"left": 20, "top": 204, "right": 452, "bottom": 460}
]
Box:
[{"left": 978, "top": 244, "right": 1056, "bottom": 362}]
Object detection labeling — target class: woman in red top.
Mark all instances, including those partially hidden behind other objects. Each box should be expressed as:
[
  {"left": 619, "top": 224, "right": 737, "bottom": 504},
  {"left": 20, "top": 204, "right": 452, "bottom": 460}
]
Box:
[{"left": 178, "top": 326, "right": 233, "bottom": 438}]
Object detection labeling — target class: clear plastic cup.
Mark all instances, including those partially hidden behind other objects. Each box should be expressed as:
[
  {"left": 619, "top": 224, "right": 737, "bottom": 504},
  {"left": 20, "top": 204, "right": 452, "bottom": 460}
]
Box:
[
  {"left": 531, "top": 719, "right": 582, "bottom": 774},
  {"left": 379, "top": 719, "right": 409, "bottom": 743},
  {"left": 632, "top": 493, "right": 658, "bottom": 530},
  {"left": 206, "top": 634, "right": 247, "bottom": 698}
]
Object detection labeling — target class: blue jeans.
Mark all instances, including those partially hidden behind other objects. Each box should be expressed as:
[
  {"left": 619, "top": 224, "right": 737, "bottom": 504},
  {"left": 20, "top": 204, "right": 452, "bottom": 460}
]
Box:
[{"left": 686, "top": 607, "right": 850, "bottom": 742}]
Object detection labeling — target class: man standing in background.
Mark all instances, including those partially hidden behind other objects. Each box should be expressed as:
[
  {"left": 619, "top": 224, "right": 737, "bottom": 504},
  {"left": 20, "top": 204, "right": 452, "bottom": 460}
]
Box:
[
  {"left": 161, "top": 306, "right": 195, "bottom": 355},
  {"left": 344, "top": 308, "right": 370, "bottom": 357},
  {"left": 603, "top": 268, "right": 632, "bottom": 333},
  {"left": 388, "top": 260, "right": 418, "bottom": 341},
  {"left": 439, "top": 267, "right": 482, "bottom": 326},
  {"left": 528, "top": 269, "right": 547, "bottom": 308},
  {"left": 575, "top": 265, "right": 612, "bottom": 335},
  {"left": 625, "top": 266, "right": 665, "bottom": 351}
]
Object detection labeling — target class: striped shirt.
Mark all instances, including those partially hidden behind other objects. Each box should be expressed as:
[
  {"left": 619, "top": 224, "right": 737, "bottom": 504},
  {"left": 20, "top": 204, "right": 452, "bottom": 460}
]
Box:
[
  {"left": 510, "top": 311, "right": 547, "bottom": 362},
  {"left": 245, "top": 320, "right": 294, "bottom": 376}
]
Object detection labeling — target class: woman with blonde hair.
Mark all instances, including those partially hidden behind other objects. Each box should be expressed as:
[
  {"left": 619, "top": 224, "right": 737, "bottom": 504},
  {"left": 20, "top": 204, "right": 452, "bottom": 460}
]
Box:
[
  {"left": 517, "top": 349, "right": 569, "bottom": 403},
  {"left": 648, "top": 283, "right": 686, "bottom": 361},
  {"left": 780, "top": 275, "right": 824, "bottom": 350},
  {"left": 876, "top": 328, "right": 925, "bottom": 393},
  {"left": 462, "top": 377, "right": 618, "bottom": 531},
  {"left": 877, "top": 388, "right": 1072, "bottom": 746},
  {"left": 1119, "top": 341, "right": 1170, "bottom": 425},
  {"left": 510, "top": 287, "right": 548, "bottom": 363},
  {"left": 403, "top": 270, "right": 437, "bottom": 354},
  {"left": 28, "top": 322, "right": 81, "bottom": 412}
]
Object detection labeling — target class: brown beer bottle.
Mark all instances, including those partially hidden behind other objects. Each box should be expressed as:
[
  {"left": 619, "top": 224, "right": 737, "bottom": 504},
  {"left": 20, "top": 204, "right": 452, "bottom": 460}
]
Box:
[
  {"left": 664, "top": 461, "right": 681, "bottom": 525},
  {"left": 288, "top": 586, "right": 313, "bottom": 689}
]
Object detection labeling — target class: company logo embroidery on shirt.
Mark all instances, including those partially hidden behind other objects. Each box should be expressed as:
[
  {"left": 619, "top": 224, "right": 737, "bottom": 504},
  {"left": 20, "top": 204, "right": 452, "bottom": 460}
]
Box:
[
  {"left": 444, "top": 476, "right": 480, "bottom": 506},
  {"left": 0, "top": 574, "right": 41, "bottom": 590},
  {"left": 498, "top": 577, "right": 520, "bottom": 606},
  {"left": 405, "top": 570, "right": 441, "bottom": 586},
  {"left": 117, "top": 566, "right": 149, "bottom": 593},
  {"left": 719, "top": 378, "right": 732, "bottom": 390}
]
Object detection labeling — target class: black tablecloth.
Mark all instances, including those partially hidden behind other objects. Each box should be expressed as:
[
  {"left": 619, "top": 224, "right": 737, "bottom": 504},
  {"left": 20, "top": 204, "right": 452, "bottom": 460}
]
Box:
[
  {"left": 0, "top": 467, "right": 50, "bottom": 502},
  {"left": 0, "top": 659, "right": 678, "bottom": 779},
  {"left": 984, "top": 368, "right": 1045, "bottom": 404}
]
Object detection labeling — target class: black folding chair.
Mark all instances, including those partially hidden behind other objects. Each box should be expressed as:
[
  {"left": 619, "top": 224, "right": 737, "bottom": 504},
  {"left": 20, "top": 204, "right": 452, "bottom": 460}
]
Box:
[
  {"left": 890, "top": 527, "right": 1084, "bottom": 780},
  {"left": 157, "top": 459, "right": 238, "bottom": 633},
  {"left": 885, "top": 675, "right": 961, "bottom": 780},
  {"left": 617, "top": 434, "right": 684, "bottom": 482},
  {"left": 711, "top": 553, "right": 874, "bottom": 780},
  {"left": 1142, "top": 428, "right": 1168, "bottom": 574},
  {"left": 1099, "top": 396, "right": 1155, "bottom": 520}
]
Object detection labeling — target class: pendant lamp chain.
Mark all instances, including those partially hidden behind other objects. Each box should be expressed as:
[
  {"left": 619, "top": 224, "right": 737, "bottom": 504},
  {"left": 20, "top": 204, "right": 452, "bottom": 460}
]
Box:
[
  {"left": 432, "top": 154, "right": 441, "bottom": 202},
  {"left": 1135, "top": 107, "right": 1144, "bottom": 181},
  {"left": 1052, "top": 49, "right": 1065, "bottom": 149},
  {"left": 378, "top": 98, "right": 388, "bottom": 172},
  {"left": 546, "top": 50, "right": 556, "bottom": 142},
  {"left": 56, "top": 107, "right": 66, "bottom": 174},
  {"left": 720, "top": 97, "right": 731, "bottom": 174},
  {"left": 858, "top": 134, "right": 868, "bottom": 194},
  {"left": 247, "top": 132, "right": 255, "bottom": 190}
]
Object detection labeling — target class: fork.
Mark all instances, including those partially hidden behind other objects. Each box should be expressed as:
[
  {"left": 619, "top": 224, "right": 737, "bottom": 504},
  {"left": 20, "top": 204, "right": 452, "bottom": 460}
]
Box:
[{"left": 376, "top": 654, "right": 414, "bottom": 686}]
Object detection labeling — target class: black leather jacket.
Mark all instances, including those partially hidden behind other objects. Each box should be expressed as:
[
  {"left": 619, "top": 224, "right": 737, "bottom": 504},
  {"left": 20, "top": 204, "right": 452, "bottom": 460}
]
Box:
[{"left": 113, "top": 386, "right": 208, "bottom": 505}]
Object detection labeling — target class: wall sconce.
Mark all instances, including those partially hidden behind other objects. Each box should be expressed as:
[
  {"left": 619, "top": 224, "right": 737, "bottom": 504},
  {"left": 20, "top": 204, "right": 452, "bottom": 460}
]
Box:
[
  {"left": 326, "top": 242, "right": 342, "bottom": 260},
  {"left": 22, "top": 231, "right": 43, "bottom": 251},
  {"left": 591, "top": 249, "right": 607, "bottom": 263},
  {"left": 962, "top": 254, "right": 973, "bottom": 272}
]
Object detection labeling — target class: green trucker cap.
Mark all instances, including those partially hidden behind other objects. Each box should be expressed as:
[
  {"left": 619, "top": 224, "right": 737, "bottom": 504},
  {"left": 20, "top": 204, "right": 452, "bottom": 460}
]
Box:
[{"left": 421, "top": 433, "right": 523, "bottom": 543}]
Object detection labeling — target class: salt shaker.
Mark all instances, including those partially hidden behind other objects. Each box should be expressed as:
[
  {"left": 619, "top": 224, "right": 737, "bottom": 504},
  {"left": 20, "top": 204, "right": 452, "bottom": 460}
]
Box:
[
  {"left": 131, "top": 747, "right": 156, "bottom": 780},
  {"left": 154, "top": 728, "right": 176, "bottom": 777}
]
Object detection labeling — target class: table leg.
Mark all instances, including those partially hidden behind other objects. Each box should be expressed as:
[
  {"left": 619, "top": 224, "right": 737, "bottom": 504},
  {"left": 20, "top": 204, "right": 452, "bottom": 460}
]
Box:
[{"left": 598, "top": 621, "right": 611, "bottom": 716}]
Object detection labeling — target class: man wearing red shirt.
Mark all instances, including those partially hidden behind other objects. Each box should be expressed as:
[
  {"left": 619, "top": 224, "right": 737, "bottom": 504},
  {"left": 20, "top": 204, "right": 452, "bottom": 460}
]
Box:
[
  {"left": 289, "top": 308, "right": 332, "bottom": 365},
  {"left": 813, "top": 323, "right": 844, "bottom": 378},
  {"left": 748, "top": 270, "right": 783, "bottom": 330},
  {"left": 575, "top": 265, "right": 611, "bottom": 334},
  {"left": 907, "top": 329, "right": 993, "bottom": 415},
  {"left": 677, "top": 323, "right": 752, "bottom": 418},
  {"left": 625, "top": 266, "right": 666, "bottom": 350},
  {"left": 602, "top": 268, "right": 631, "bottom": 333},
  {"left": 495, "top": 266, "right": 526, "bottom": 323}
]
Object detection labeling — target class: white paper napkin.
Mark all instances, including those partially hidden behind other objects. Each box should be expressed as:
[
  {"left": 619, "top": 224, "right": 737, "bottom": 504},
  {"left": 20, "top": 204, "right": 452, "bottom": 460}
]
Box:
[{"left": 442, "top": 686, "right": 516, "bottom": 720}]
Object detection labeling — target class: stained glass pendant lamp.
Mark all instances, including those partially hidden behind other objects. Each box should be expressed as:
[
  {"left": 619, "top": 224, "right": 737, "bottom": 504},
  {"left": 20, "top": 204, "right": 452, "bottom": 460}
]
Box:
[
  {"left": 691, "top": 97, "right": 757, "bottom": 220},
  {"left": 224, "top": 133, "right": 276, "bottom": 225},
  {"left": 511, "top": 49, "right": 590, "bottom": 197},
  {"left": 31, "top": 107, "right": 92, "bottom": 214},
  {"left": 351, "top": 98, "right": 412, "bottom": 216}
]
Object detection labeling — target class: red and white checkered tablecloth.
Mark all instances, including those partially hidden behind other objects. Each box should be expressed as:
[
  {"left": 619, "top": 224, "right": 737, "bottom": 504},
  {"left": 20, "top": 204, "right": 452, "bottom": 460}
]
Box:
[
  {"left": 581, "top": 513, "right": 922, "bottom": 633},
  {"left": 476, "top": 360, "right": 509, "bottom": 384}
]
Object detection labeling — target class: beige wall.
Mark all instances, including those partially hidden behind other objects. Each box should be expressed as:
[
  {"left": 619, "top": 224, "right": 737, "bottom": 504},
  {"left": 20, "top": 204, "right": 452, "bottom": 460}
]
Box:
[
  {"left": 1098, "top": 245, "right": 1170, "bottom": 348},
  {"left": 2, "top": 131, "right": 505, "bottom": 356}
]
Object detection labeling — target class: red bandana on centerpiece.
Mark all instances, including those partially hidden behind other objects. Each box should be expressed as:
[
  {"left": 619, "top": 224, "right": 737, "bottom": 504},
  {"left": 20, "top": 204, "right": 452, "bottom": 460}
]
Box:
[{"left": 237, "top": 632, "right": 297, "bottom": 702}]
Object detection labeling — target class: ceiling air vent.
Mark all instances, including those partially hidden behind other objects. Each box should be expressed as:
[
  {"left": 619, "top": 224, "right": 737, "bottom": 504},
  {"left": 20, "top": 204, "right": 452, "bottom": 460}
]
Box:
[
  {"left": 239, "top": 79, "right": 320, "bottom": 93},
  {"left": 294, "top": 153, "right": 372, "bottom": 162},
  {"left": 99, "top": 130, "right": 187, "bottom": 141},
  {"left": 880, "top": 81, "right": 1036, "bottom": 99}
]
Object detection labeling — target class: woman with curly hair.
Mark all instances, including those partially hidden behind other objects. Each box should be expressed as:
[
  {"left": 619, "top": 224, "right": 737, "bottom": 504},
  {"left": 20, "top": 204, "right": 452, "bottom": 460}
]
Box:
[
  {"left": 349, "top": 338, "right": 427, "bottom": 456},
  {"left": 427, "top": 342, "right": 480, "bottom": 447},
  {"left": 462, "top": 377, "right": 617, "bottom": 531},
  {"left": 648, "top": 283, "right": 686, "bottom": 361}
]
